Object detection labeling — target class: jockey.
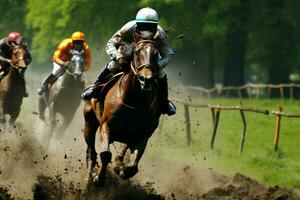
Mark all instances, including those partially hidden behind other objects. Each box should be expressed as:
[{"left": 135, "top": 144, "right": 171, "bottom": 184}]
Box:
[
  {"left": 37, "top": 31, "right": 91, "bottom": 95},
  {"left": 0, "top": 32, "right": 32, "bottom": 96},
  {"left": 81, "top": 7, "right": 176, "bottom": 116}
]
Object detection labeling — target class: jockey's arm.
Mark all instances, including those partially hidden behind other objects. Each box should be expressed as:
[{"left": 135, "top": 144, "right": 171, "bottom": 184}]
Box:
[
  {"left": 0, "top": 39, "right": 11, "bottom": 63},
  {"left": 0, "top": 55, "right": 10, "bottom": 63},
  {"left": 52, "top": 42, "right": 67, "bottom": 67},
  {"left": 83, "top": 44, "right": 91, "bottom": 71},
  {"left": 157, "top": 27, "right": 174, "bottom": 69},
  {"left": 53, "top": 51, "right": 65, "bottom": 66},
  {"left": 106, "top": 21, "right": 134, "bottom": 61}
]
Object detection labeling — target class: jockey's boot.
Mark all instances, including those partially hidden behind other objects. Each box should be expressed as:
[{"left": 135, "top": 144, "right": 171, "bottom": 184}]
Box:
[
  {"left": 158, "top": 75, "right": 176, "bottom": 116},
  {"left": 81, "top": 65, "right": 111, "bottom": 100},
  {"left": 36, "top": 73, "right": 56, "bottom": 96}
]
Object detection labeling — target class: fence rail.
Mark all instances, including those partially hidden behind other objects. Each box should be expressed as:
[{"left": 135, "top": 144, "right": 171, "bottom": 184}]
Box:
[
  {"left": 183, "top": 83, "right": 300, "bottom": 99},
  {"left": 161, "top": 100, "right": 300, "bottom": 154}
]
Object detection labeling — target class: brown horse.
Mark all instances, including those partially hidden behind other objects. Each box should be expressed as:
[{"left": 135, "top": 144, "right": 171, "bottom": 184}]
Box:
[
  {"left": 83, "top": 39, "right": 161, "bottom": 185},
  {"left": 0, "top": 45, "right": 28, "bottom": 127}
]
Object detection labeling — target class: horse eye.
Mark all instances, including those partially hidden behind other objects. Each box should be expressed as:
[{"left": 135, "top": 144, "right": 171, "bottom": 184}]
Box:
[{"left": 135, "top": 50, "right": 140, "bottom": 55}]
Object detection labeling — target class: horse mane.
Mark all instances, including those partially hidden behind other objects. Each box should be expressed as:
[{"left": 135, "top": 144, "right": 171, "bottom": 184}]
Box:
[
  {"left": 119, "top": 42, "right": 135, "bottom": 59},
  {"left": 119, "top": 31, "right": 155, "bottom": 59},
  {"left": 137, "top": 31, "right": 155, "bottom": 40}
]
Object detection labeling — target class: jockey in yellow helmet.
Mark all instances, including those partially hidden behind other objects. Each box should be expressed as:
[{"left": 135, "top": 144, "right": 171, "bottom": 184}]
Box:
[
  {"left": 81, "top": 7, "right": 176, "bottom": 116},
  {"left": 37, "top": 31, "right": 91, "bottom": 95}
]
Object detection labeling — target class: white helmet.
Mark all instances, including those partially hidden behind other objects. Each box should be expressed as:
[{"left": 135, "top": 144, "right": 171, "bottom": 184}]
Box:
[{"left": 135, "top": 7, "right": 159, "bottom": 24}]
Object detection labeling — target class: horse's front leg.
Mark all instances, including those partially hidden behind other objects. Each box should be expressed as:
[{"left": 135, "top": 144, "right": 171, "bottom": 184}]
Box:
[
  {"left": 83, "top": 102, "right": 99, "bottom": 186},
  {"left": 113, "top": 143, "right": 128, "bottom": 174},
  {"left": 94, "top": 121, "right": 111, "bottom": 186},
  {"left": 120, "top": 139, "right": 148, "bottom": 180}
]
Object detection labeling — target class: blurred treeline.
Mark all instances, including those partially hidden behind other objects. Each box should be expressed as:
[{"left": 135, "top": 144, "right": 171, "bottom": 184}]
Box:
[{"left": 1, "top": 0, "right": 300, "bottom": 87}]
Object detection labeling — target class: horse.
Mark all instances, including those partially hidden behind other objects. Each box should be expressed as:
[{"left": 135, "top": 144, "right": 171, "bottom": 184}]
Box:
[
  {"left": 83, "top": 38, "right": 161, "bottom": 186},
  {"left": 39, "top": 50, "right": 85, "bottom": 143},
  {"left": 0, "top": 45, "right": 28, "bottom": 127}
]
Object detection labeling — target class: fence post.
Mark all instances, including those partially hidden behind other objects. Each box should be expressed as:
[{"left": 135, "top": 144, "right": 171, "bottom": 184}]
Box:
[
  {"left": 239, "top": 104, "right": 247, "bottom": 153},
  {"left": 290, "top": 84, "right": 294, "bottom": 100},
  {"left": 238, "top": 89, "right": 242, "bottom": 99},
  {"left": 256, "top": 87, "right": 260, "bottom": 99},
  {"left": 274, "top": 107, "right": 282, "bottom": 152},
  {"left": 184, "top": 104, "right": 191, "bottom": 146},
  {"left": 280, "top": 85, "right": 284, "bottom": 99},
  {"left": 211, "top": 108, "right": 215, "bottom": 128},
  {"left": 211, "top": 108, "right": 220, "bottom": 149},
  {"left": 247, "top": 85, "right": 252, "bottom": 99},
  {"left": 268, "top": 86, "right": 272, "bottom": 98}
]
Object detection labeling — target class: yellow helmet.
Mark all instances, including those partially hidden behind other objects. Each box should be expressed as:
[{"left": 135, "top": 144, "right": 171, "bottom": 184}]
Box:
[{"left": 72, "top": 31, "right": 85, "bottom": 41}]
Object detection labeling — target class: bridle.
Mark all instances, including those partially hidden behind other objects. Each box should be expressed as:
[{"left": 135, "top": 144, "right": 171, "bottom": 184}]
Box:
[
  {"left": 130, "top": 40, "right": 157, "bottom": 76},
  {"left": 10, "top": 46, "right": 26, "bottom": 71}
]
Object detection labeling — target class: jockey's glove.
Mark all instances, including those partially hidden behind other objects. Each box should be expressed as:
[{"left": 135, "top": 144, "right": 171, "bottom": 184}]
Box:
[
  {"left": 117, "top": 57, "right": 127, "bottom": 66},
  {"left": 5, "top": 59, "right": 11, "bottom": 64},
  {"left": 61, "top": 61, "right": 72, "bottom": 69},
  {"left": 0, "top": 57, "right": 11, "bottom": 64}
]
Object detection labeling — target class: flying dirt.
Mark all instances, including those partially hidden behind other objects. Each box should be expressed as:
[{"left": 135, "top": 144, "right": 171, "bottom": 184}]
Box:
[{"left": 0, "top": 79, "right": 299, "bottom": 200}]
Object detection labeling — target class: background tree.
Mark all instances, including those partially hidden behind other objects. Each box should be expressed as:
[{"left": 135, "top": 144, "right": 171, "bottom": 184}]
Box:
[{"left": 1, "top": 0, "right": 297, "bottom": 87}]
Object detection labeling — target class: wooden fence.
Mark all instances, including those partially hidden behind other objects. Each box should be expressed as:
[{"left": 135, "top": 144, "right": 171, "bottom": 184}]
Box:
[
  {"left": 184, "top": 83, "right": 300, "bottom": 99},
  {"left": 159, "top": 100, "right": 300, "bottom": 153}
]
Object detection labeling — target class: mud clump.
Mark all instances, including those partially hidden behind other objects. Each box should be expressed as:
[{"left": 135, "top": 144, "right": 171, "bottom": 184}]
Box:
[
  {"left": 0, "top": 186, "right": 13, "bottom": 200},
  {"left": 199, "top": 173, "right": 300, "bottom": 200},
  {"left": 32, "top": 174, "right": 164, "bottom": 200}
]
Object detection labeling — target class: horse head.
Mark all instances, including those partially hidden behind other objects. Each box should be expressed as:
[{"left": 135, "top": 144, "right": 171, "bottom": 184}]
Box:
[
  {"left": 131, "top": 39, "right": 159, "bottom": 91},
  {"left": 10, "top": 45, "right": 27, "bottom": 74},
  {"left": 66, "top": 49, "right": 84, "bottom": 80}
]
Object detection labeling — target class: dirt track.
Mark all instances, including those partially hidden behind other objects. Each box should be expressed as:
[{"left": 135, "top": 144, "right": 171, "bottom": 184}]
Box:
[
  {"left": 0, "top": 127, "right": 299, "bottom": 200},
  {"left": 0, "top": 91, "right": 299, "bottom": 200}
]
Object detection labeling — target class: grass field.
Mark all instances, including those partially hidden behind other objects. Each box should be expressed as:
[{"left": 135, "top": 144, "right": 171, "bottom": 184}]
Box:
[
  {"left": 147, "top": 98, "right": 300, "bottom": 193},
  {"left": 15, "top": 75, "right": 300, "bottom": 195}
]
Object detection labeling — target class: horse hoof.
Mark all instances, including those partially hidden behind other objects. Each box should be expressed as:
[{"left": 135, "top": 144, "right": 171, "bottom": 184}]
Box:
[
  {"left": 93, "top": 175, "right": 105, "bottom": 187},
  {"left": 120, "top": 165, "right": 138, "bottom": 180},
  {"left": 113, "top": 161, "right": 125, "bottom": 174}
]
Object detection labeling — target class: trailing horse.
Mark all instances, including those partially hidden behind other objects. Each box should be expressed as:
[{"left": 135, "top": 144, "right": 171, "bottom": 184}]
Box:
[
  {"left": 83, "top": 39, "right": 161, "bottom": 186},
  {"left": 39, "top": 50, "right": 85, "bottom": 144},
  {"left": 0, "top": 45, "right": 28, "bottom": 128}
]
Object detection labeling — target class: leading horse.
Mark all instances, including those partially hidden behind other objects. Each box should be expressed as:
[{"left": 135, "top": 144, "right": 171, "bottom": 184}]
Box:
[
  {"left": 0, "top": 45, "right": 28, "bottom": 127},
  {"left": 83, "top": 38, "right": 161, "bottom": 185},
  {"left": 39, "top": 50, "right": 85, "bottom": 144}
]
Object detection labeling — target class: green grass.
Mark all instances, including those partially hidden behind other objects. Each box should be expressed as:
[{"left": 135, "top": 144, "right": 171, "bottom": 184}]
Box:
[{"left": 147, "top": 98, "right": 300, "bottom": 193}]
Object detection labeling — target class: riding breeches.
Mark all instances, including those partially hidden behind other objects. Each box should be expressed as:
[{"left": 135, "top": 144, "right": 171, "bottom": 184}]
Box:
[
  {"left": 107, "top": 60, "right": 166, "bottom": 79},
  {"left": 52, "top": 62, "right": 66, "bottom": 76}
]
